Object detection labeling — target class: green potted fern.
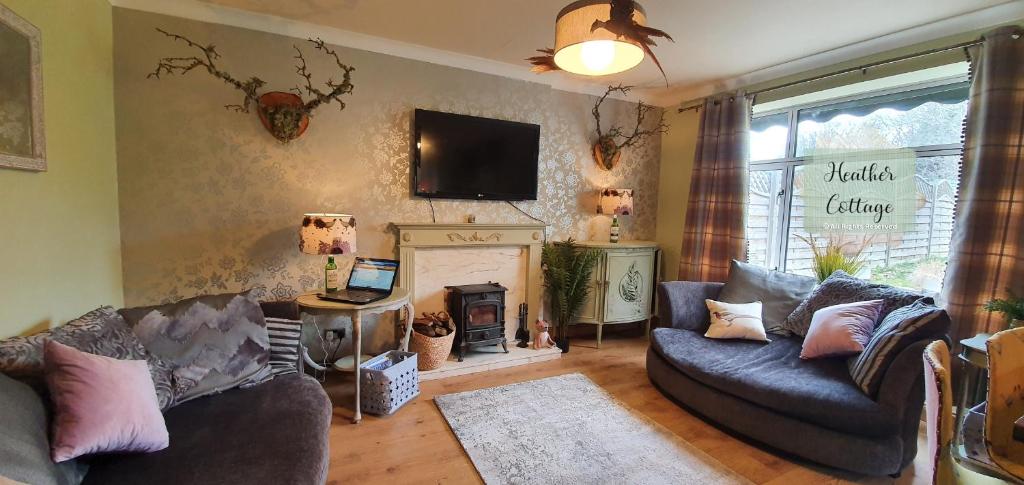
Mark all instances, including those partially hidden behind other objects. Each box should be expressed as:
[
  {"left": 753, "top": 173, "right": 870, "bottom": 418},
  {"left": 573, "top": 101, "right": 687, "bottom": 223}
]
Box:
[
  {"left": 541, "top": 239, "right": 600, "bottom": 353},
  {"left": 796, "top": 234, "right": 869, "bottom": 282},
  {"left": 984, "top": 290, "right": 1024, "bottom": 330}
]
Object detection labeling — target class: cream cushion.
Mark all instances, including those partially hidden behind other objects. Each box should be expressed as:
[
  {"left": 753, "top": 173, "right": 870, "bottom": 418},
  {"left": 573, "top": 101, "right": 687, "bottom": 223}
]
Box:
[{"left": 704, "top": 300, "right": 768, "bottom": 342}]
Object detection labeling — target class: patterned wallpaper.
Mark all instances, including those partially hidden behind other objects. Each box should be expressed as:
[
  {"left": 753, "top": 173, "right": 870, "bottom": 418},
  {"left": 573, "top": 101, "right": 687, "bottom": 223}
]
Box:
[{"left": 113, "top": 8, "right": 662, "bottom": 311}]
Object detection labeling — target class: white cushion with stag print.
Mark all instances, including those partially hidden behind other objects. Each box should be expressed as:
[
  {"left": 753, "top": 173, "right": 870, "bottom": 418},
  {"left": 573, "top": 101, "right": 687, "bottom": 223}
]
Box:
[{"left": 704, "top": 300, "right": 768, "bottom": 342}]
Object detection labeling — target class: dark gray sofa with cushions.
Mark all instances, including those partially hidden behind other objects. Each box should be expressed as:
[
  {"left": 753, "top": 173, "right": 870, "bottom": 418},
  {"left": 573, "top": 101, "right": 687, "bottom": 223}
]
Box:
[
  {"left": 0, "top": 300, "right": 331, "bottom": 485},
  {"left": 648, "top": 281, "right": 934, "bottom": 477},
  {"left": 82, "top": 373, "right": 331, "bottom": 485},
  {"left": 85, "top": 299, "right": 331, "bottom": 485}
]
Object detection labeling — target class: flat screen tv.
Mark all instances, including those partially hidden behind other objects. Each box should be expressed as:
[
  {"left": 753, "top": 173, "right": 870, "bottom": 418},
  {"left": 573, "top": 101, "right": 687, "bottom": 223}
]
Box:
[{"left": 413, "top": 109, "right": 540, "bottom": 201}]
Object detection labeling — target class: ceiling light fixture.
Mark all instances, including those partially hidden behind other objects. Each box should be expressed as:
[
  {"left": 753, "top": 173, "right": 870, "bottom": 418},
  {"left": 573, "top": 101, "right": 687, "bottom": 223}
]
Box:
[
  {"left": 554, "top": 1, "right": 645, "bottom": 76},
  {"left": 527, "top": 0, "right": 674, "bottom": 83}
]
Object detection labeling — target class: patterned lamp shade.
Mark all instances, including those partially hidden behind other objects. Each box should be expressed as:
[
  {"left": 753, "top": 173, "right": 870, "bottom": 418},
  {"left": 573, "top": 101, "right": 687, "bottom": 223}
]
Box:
[
  {"left": 597, "top": 189, "right": 634, "bottom": 216},
  {"left": 299, "top": 213, "right": 357, "bottom": 255}
]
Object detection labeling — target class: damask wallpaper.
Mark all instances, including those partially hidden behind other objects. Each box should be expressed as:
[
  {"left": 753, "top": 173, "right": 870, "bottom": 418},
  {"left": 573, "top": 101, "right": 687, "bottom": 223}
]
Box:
[{"left": 113, "top": 9, "right": 661, "bottom": 347}]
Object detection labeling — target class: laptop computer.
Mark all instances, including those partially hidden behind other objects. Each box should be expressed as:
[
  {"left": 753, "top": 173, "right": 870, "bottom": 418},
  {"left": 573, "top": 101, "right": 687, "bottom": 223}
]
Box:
[{"left": 317, "top": 257, "right": 399, "bottom": 305}]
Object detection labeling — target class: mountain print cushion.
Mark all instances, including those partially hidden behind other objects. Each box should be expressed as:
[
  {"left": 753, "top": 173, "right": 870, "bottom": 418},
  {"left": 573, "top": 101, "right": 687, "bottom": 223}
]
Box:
[
  {"left": 119, "top": 291, "right": 272, "bottom": 404},
  {"left": 704, "top": 299, "right": 769, "bottom": 342},
  {"left": 0, "top": 306, "right": 176, "bottom": 410}
]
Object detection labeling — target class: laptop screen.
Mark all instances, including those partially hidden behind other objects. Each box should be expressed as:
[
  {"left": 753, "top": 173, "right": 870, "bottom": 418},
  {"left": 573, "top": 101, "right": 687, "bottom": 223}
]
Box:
[{"left": 347, "top": 258, "right": 398, "bottom": 291}]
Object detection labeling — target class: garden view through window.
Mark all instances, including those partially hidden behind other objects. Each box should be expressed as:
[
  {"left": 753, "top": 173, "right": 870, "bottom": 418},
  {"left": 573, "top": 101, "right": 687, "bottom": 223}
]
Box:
[{"left": 747, "top": 78, "right": 969, "bottom": 292}]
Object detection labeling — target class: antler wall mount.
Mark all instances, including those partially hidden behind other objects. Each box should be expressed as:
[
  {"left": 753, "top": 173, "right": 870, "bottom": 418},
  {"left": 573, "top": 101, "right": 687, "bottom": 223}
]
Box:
[
  {"left": 592, "top": 84, "right": 668, "bottom": 171},
  {"left": 147, "top": 29, "right": 355, "bottom": 143}
]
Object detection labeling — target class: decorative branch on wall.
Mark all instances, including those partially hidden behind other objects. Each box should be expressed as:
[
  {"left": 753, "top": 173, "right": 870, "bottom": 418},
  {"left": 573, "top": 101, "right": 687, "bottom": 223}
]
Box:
[
  {"left": 147, "top": 29, "right": 355, "bottom": 143},
  {"left": 591, "top": 84, "right": 667, "bottom": 171}
]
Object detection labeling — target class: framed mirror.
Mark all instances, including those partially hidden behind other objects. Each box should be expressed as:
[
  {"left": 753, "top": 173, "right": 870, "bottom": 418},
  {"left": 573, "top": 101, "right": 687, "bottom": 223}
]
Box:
[{"left": 0, "top": 3, "right": 44, "bottom": 171}]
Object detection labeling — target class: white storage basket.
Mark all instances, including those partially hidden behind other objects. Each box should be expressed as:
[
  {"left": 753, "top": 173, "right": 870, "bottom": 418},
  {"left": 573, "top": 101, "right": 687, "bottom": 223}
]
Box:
[{"left": 359, "top": 351, "right": 420, "bottom": 416}]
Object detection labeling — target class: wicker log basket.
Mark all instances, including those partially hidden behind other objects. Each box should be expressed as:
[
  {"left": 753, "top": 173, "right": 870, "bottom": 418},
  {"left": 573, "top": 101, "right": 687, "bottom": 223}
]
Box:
[{"left": 407, "top": 311, "right": 456, "bottom": 371}]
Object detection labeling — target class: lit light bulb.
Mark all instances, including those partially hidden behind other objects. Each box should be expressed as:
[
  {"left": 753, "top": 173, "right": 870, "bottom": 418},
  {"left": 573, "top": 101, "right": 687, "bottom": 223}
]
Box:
[{"left": 580, "top": 40, "right": 615, "bottom": 73}]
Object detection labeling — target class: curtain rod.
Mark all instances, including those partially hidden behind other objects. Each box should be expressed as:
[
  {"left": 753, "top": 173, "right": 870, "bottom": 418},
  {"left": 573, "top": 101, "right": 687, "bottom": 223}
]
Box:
[{"left": 676, "top": 33, "right": 1008, "bottom": 114}]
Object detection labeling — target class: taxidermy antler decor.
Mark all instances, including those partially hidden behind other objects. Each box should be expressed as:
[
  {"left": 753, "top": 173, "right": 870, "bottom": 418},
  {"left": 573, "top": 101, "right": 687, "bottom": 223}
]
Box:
[
  {"left": 591, "top": 84, "right": 668, "bottom": 171},
  {"left": 147, "top": 29, "right": 355, "bottom": 143},
  {"left": 527, "top": 0, "right": 674, "bottom": 83}
]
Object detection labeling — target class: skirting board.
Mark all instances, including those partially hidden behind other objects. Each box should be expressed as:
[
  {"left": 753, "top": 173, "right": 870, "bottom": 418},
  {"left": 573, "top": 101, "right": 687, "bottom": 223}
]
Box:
[{"left": 419, "top": 344, "right": 561, "bottom": 381}]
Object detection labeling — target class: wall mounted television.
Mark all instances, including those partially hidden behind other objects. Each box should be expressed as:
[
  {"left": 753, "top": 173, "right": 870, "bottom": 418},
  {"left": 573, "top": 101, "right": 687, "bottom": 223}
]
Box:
[{"left": 412, "top": 108, "right": 540, "bottom": 201}]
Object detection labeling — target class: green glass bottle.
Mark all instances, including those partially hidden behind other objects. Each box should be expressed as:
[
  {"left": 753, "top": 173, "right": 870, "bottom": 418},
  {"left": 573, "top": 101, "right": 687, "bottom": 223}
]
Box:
[
  {"left": 610, "top": 214, "right": 620, "bottom": 243},
  {"left": 325, "top": 256, "right": 340, "bottom": 292}
]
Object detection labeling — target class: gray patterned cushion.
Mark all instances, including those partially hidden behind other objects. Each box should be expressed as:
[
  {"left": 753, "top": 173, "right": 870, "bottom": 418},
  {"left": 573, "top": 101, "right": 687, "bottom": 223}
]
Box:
[
  {"left": 119, "top": 291, "right": 272, "bottom": 404},
  {"left": 781, "top": 271, "right": 930, "bottom": 337},
  {"left": 848, "top": 301, "right": 950, "bottom": 398},
  {"left": 719, "top": 259, "right": 817, "bottom": 334},
  {"left": 0, "top": 307, "right": 176, "bottom": 411}
]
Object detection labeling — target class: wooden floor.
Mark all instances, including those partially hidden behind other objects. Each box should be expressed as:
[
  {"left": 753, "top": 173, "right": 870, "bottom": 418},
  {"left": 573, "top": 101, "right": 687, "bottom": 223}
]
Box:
[{"left": 320, "top": 334, "right": 930, "bottom": 485}]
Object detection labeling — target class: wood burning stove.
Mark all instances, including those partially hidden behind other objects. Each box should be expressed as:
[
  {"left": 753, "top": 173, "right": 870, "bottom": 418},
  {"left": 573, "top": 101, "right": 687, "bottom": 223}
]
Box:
[{"left": 445, "top": 282, "right": 509, "bottom": 361}]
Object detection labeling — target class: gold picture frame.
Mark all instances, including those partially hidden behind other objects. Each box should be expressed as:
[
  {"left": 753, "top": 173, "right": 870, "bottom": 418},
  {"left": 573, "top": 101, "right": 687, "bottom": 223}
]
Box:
[{"left": 0, "top": 3, "right": 45, "bottom": 171}]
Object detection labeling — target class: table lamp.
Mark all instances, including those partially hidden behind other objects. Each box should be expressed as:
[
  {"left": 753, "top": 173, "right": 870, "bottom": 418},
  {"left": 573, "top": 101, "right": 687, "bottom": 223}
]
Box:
[
  {"left": 597, "top": 189, "right": 633, "bottom": 243},
  {"left": 298, "top": 213, "right": 369, "bottom": 372},
  {"left": 299, "top": 213, "right": 358, "bottom": 256}
]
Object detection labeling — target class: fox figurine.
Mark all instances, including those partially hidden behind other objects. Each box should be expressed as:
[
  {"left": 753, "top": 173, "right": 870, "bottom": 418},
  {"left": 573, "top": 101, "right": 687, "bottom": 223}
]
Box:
[{"left": 533, "top": 318, "right": 557, "bottom": 349}]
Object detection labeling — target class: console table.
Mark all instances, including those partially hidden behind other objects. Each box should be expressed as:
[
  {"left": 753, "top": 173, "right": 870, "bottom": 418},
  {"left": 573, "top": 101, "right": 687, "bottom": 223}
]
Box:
[{"left": 572, "top": 240, "right": 659, "bottom": 348}]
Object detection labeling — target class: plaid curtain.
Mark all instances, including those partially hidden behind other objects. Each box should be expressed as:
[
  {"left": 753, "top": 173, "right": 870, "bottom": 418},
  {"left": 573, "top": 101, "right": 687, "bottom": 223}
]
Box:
[
  {"left": 942, "top": 26, "right": 1024, "bottom": 342},
  {"left": 678, "top": 93, "right": 751, "bottom": 282}
]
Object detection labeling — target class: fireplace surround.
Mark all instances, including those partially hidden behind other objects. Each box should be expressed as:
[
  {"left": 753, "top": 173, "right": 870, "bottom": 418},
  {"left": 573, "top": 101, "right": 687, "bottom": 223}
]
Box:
[
  {"left": 391, "top": 222, "right": 545, "bottom": 341},
  {"left": 390, "top": 223, "right": 558, "bottom": 379}
]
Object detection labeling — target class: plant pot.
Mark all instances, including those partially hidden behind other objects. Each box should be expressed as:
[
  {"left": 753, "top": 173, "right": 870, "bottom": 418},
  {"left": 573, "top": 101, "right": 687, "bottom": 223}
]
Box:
[{"left": 557, "top": 336, "right": 570, "bottom": 353}]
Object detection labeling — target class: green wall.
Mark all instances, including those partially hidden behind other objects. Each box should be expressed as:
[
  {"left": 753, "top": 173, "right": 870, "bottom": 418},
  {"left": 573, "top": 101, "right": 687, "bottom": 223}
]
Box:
[
  {"left": 0, "top": 0, "right": 122, "bottom": 337},
  {"left": 655, "top": 108, "right": 699, "bottom": 281}
]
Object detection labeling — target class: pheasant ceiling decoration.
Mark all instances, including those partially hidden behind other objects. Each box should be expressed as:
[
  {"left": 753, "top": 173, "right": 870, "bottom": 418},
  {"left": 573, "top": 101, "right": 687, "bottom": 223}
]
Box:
[{"left": 528, "top": 0, "right": 674, "bottom": 84}]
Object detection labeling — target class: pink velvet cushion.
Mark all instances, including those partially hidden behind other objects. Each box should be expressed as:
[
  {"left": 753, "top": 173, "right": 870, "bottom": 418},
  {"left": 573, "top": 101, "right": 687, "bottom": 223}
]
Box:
[
  {"left": 800, "top": 300, "right": 883, "bottom": 360},
  {"left": 44, "top": 340, "right": 169, "bottom": 462}
]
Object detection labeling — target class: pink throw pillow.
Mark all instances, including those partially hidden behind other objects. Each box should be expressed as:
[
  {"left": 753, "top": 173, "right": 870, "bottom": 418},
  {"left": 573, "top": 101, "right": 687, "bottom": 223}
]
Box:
[
  {"left": 44, "top": 340, "right": 169, "bottom": 462},
  {"left": 800, "top": 300, "right": 883, "bottom": 360}
]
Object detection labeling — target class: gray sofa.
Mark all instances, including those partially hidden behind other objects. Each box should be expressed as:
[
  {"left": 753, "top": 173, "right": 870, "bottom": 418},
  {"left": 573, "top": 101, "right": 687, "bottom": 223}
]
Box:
[
  {"left": 648, "top": 281, "right": 933, "bottom": 477},
  {"left": 81, "top": 373, "right": 331, "bottom": 485},
  {"left": 0, "top": 301, "right": 332, "bottom": 485}
]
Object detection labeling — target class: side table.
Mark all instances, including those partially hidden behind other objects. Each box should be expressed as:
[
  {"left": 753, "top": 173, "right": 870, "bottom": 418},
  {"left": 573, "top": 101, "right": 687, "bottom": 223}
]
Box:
[
  {"left": 955, "top": 333, "right": 990, "bottom": 455},
  {"left": 296, "top": 288, "right": 414, "bottom": 423}
]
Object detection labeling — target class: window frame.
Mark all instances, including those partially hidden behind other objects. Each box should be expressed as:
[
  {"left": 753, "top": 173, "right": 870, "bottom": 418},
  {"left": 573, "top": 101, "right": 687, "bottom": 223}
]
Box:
[{"left": 749, "top": 75, "right": 968, "bottom": 272}]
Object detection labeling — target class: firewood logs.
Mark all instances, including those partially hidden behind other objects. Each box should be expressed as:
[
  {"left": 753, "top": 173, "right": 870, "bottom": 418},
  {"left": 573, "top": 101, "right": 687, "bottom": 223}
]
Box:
[{"left": 411, "top": 311, "right": 454, "bottom": 338}]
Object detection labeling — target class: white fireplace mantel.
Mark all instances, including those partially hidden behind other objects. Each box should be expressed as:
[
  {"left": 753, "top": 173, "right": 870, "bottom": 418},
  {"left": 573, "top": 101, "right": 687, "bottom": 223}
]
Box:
[{"left": 390, "top": 223, "right": 546, "bottom": 336}]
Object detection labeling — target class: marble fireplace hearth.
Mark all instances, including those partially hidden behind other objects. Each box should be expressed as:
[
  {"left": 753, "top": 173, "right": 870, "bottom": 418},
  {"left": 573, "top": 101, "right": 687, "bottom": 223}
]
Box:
[{"left": 391, "top": 223, "right": 561, "bottom": 378}]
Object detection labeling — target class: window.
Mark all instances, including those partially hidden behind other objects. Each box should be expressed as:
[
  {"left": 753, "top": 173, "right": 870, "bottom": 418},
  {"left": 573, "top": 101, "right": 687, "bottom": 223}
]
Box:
[{"left": 747, "top": 78, "right": 968, "bottom": 292}]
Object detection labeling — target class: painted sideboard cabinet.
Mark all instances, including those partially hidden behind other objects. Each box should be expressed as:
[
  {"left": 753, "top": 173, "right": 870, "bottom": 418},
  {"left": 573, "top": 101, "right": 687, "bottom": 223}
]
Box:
[{"left": 573, "top": 240, "right": 659, "bottom": 348}]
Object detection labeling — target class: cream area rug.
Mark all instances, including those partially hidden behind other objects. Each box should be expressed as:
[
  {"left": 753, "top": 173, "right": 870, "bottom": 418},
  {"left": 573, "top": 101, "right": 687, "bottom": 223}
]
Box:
[{"left": 434, "top": 373, "right": 752, "bottom": 485}]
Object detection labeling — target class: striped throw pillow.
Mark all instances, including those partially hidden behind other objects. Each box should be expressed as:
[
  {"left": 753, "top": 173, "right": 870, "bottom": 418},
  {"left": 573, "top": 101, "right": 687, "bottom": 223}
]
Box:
[
  {"left": 848, "top": 301, "right": 950, "bottom": 398},
  {"left": 266, "top": 318, "right": 303, "bottom": 377}
]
